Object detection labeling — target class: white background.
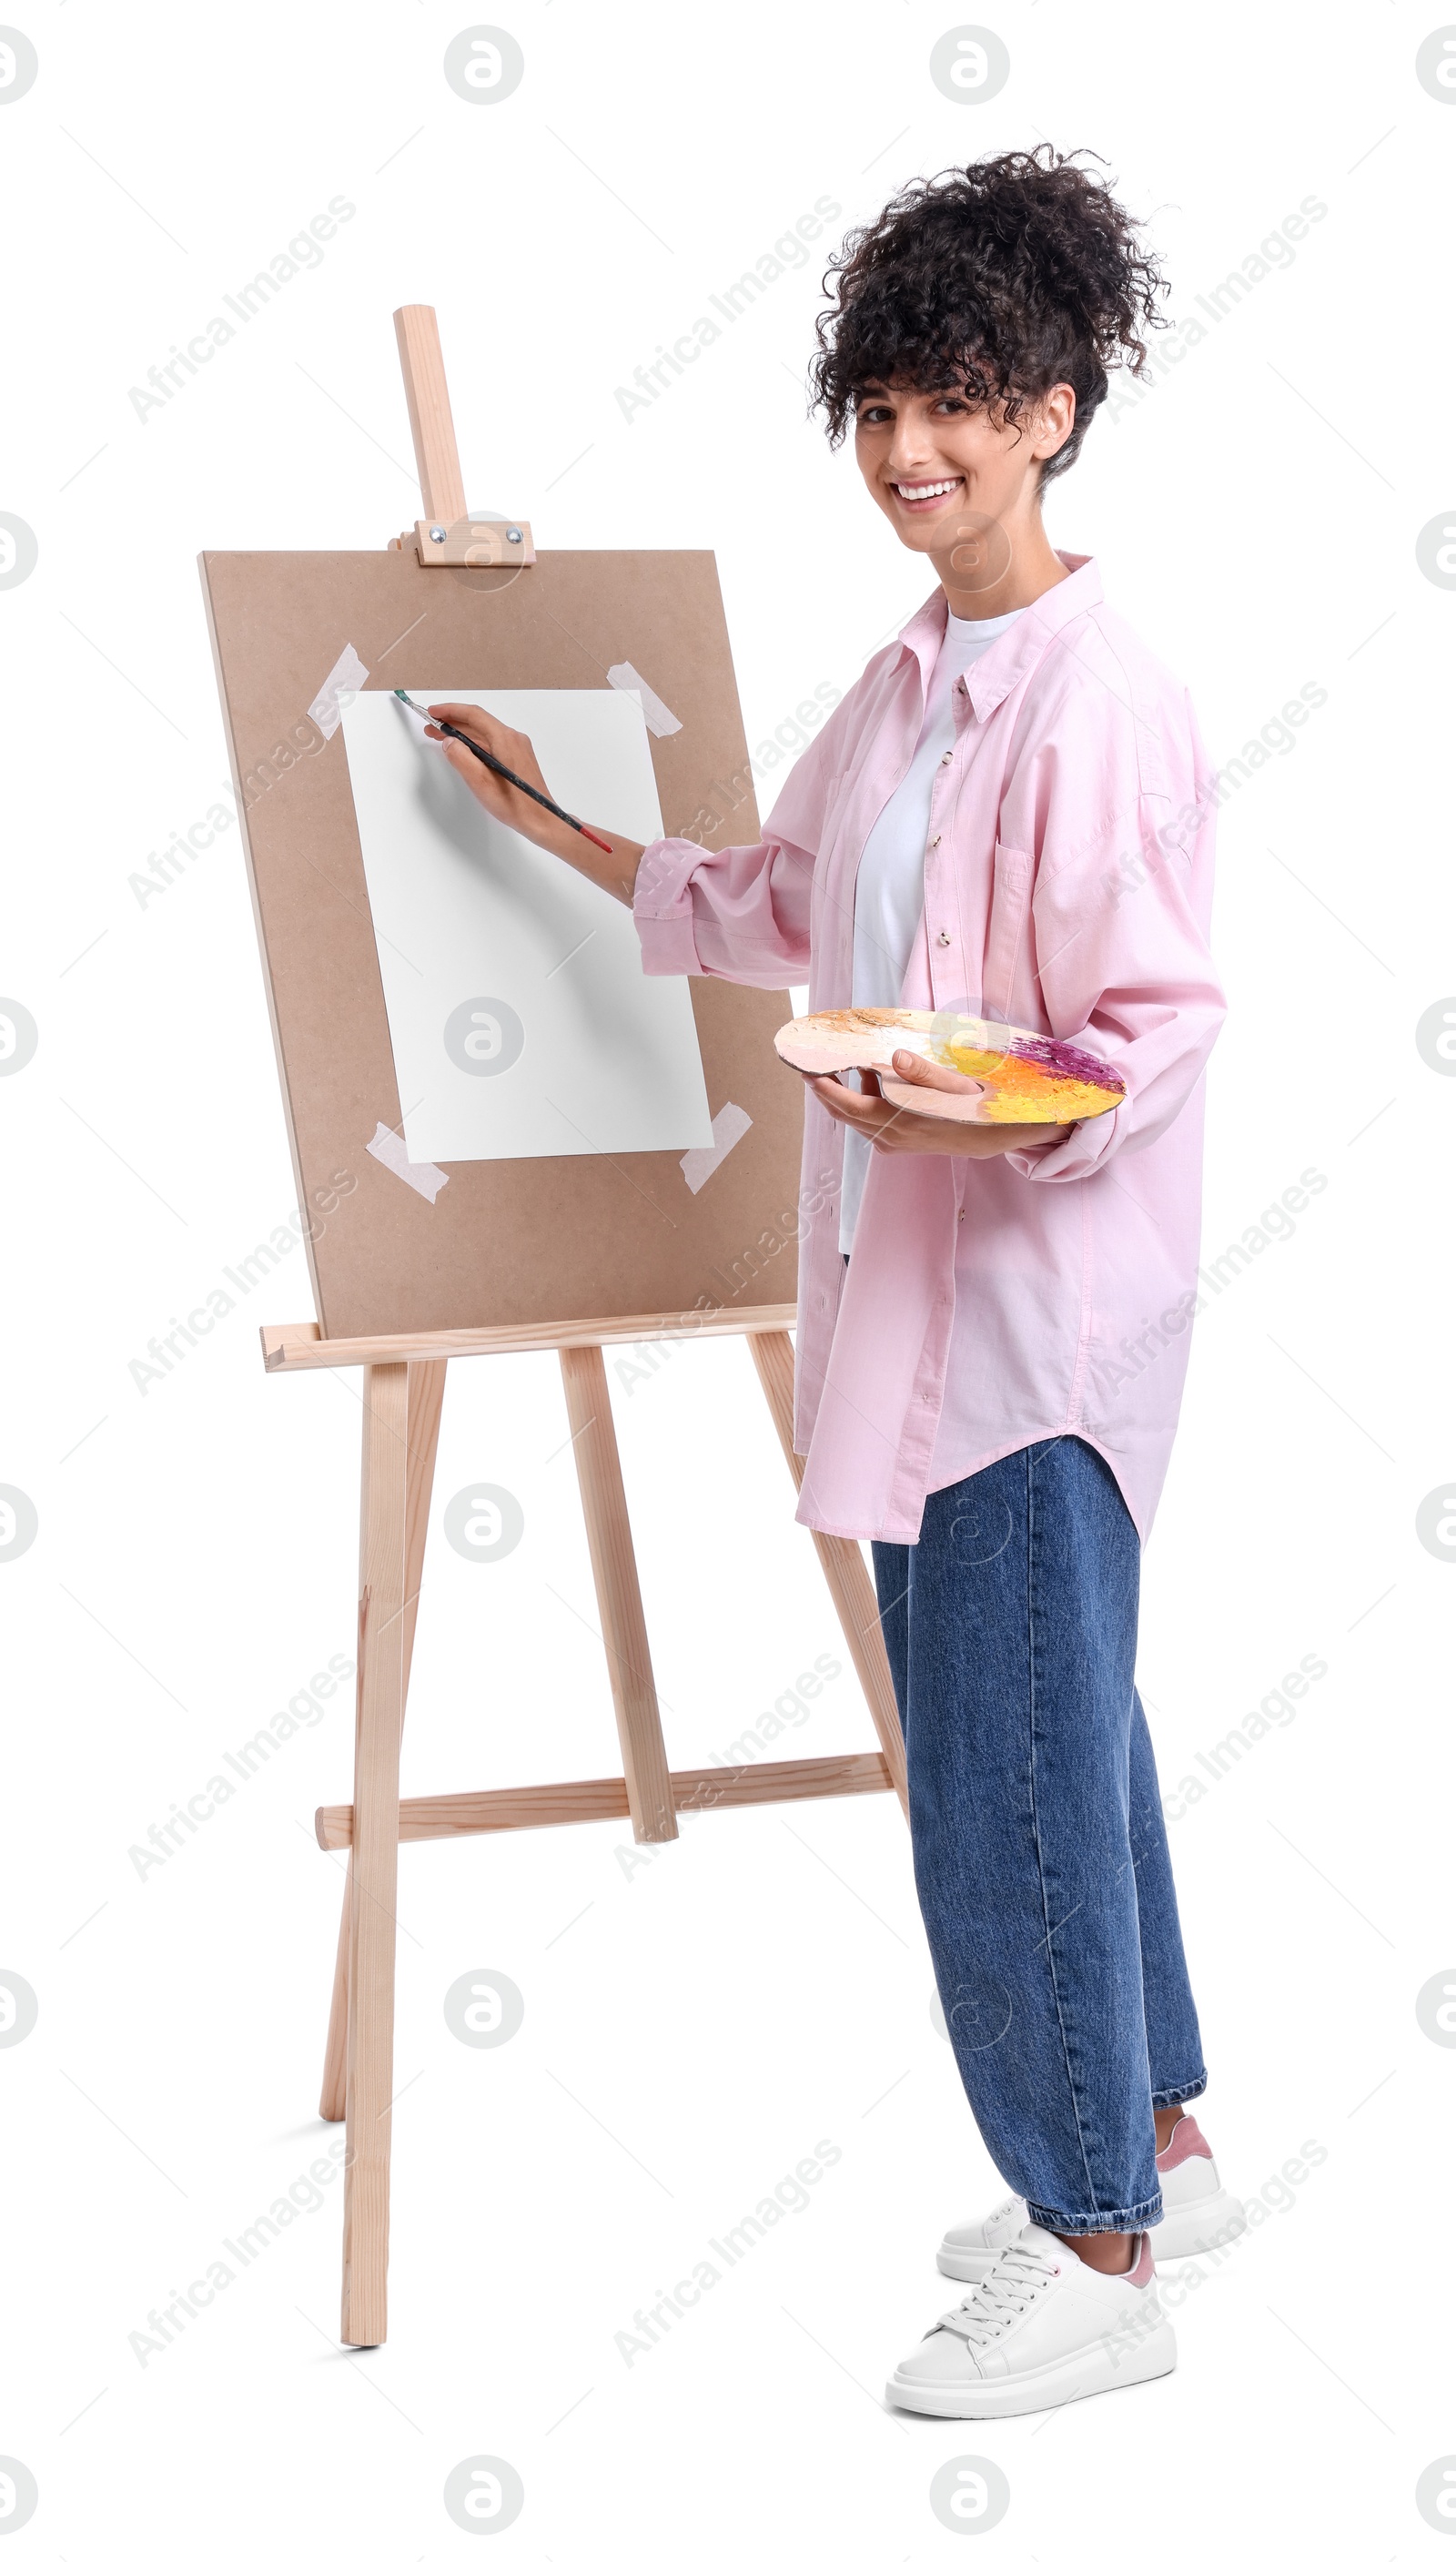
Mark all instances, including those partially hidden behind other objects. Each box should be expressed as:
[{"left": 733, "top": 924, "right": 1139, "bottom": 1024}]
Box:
[{"left": 1, "top": 2, "right": 1451, "bottom": 2554}]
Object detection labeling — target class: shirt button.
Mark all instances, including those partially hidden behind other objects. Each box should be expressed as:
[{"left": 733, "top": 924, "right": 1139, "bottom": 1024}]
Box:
[
  {"left": 936, "top": 929, "right": 952, "bottom": 947},
  {"left": 939, "top": 751, "right": 953, "bottom": 765},
  {"left": 929, "top": 833, "right": 941, "bottom": 848}
]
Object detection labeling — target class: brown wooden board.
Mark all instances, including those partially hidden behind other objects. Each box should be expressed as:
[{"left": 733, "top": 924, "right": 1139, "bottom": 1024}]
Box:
[{"left": 199, "top": 547, "right": 804, "bottom": 1340}]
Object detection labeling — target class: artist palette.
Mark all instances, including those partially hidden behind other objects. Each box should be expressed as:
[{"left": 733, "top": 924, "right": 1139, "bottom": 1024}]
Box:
[{"left": 774, "top": 1007, "right": 1126, "bottom": 1126}]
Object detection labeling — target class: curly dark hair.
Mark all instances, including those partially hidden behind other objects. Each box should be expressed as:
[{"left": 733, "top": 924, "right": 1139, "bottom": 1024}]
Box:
[{"left": 809, "top": 147, "right": 1168, "bottom": 485}]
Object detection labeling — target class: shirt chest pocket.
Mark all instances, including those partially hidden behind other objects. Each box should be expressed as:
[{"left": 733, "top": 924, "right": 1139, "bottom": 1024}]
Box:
[{"left": 982, "top": 839, "right": 1035, "bottom": 1024}]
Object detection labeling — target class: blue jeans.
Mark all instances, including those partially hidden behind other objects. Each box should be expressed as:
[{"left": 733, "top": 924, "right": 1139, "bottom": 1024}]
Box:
[{"left": 873, "top": 1435, "right": 1207, "bottom": 2235}]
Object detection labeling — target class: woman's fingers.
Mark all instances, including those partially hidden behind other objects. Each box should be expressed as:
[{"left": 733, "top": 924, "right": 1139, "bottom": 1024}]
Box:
[
  {"left": 809, "top": 1067, "right": 1064, "bottom": 1158},
  {"left": 889, "top": 1045, "right": 983, "bottom": 1092},
  {"left": 426, "top": 703, "right": 541, "bottom": 776},
  {"left": 428, "top": 726, "right": 511, "bottom": 805},
  {"left": 420, "top": 702, "right": 562, "bottom": 836},
  {"left": 808, "top": 1074, "right": 895, "bottom": 1129},
  {"left": 425, "top": 701, "right": 512, "bottom": 739}
]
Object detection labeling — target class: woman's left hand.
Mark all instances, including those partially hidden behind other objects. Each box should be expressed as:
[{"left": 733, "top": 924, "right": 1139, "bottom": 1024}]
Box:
[{"left": 808, "top": 1047, "right": 1064, "bottom": 1158}]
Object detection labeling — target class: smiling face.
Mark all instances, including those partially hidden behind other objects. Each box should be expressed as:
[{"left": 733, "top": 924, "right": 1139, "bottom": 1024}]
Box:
[{"left": 854, "top": 378, "right": 1077, "bottom": 610}]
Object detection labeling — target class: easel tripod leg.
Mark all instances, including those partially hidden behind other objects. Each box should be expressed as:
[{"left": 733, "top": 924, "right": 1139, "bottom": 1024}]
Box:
[
  {"left": 339, "top": 1361, "right": 412, "bottom": 2345},
  {"left": 319, "top": 1859, "right": 352, "bottom": 2123},
  {"left": 320, "top": 1359, "right": 445, "bottom": 2122},
  {"left": 559, "top": 1345, "right": 676, "bottom": 1843}
]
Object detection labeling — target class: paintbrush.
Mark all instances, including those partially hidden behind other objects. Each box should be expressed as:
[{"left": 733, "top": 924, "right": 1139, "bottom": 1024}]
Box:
[{"left": 391, "top": 691, "right": 615, "bottom": 856}]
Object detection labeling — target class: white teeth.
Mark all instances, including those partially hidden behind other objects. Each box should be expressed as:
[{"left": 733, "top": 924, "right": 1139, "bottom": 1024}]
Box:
[{"left": 894, "top": 479, "right": 958, "bottom": 500}]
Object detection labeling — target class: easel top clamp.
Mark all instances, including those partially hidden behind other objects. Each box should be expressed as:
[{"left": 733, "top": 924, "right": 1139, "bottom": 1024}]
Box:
[
  {"left": 235, "top": 308, "right": 906, "bottom": 2347},
  {"left": 389, "top": 301, "right": 536, "bottom": 569}
]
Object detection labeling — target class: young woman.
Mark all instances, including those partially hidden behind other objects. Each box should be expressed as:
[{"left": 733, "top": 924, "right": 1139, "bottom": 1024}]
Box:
[{"left": 429, "top": 147, "right": 1239, "bottom": 2419}]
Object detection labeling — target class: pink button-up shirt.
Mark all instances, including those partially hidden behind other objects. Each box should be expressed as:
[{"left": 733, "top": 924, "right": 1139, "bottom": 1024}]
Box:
[{"left": 633, "top": 555, "right": 1224, "bottom": 1544}]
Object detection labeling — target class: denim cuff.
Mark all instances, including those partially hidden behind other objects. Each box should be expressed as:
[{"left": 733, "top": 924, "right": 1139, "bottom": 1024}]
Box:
[
  {"left": 1026, "top": 2193, "right": 1163, "bottom": 2238},
  {"left": 1150, "top": 2072, "right": 1208, "bottom": 2110}
]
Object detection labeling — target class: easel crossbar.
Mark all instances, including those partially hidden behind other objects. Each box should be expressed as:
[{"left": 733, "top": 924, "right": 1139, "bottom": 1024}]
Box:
[{"left": 317, "top": 1749, "right": 893, "bottom": 1849}]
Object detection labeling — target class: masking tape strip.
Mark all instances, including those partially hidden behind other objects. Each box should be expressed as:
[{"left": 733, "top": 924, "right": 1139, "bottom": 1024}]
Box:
[
  {"left": 366, "top": 1121, "right": 449, "bottom": 1204},
  {"left": 309, "top": 643, "right": 370, "bottom": 742},
  {"left": 607, "top": 662, "right": 682, "bottom": 739},
  {"left": 681, "top": 1101, "right": 752, "bottom": 1194}
]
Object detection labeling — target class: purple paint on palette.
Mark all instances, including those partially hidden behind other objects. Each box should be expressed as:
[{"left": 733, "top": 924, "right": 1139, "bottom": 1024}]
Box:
[{"left": 1009, "top": 1034, "right": 1124, "bottom": 1095}]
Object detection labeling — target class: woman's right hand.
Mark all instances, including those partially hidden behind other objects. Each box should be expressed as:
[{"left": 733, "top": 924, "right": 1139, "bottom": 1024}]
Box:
[
  {"left": 424, "top": 701, "right": 644, "bottom": 906},
  {"left": 424, "top": 702, "right": 568, "bottom": 852}
]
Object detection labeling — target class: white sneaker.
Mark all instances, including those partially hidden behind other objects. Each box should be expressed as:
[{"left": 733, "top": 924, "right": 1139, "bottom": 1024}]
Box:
[
  {"left": 889, "top": 2224, "right": 1174, "bottom": 2417},
  {"left": 886, "top": 2223, "right": 1174, "bottom": 2418},
  {"left": 936, "top": 2115, "right": 1246, "bottom": 2285}
]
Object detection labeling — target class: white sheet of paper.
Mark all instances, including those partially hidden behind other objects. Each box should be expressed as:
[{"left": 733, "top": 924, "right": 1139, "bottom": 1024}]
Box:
[{"left": 339, "top": 688, "right": 713, "bottom": 1164}]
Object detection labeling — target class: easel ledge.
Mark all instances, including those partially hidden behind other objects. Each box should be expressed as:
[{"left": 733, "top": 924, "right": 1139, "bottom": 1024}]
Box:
[{"left": 260, "top": 1304, "right": 796, "bottom": 1372}]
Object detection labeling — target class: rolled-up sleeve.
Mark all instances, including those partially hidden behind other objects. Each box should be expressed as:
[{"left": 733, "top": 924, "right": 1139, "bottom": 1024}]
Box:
[
  {"left": 632, "top": 828, "right": 815, "bottom": 987},
  {"left": 1006, "top": 791, "right": 1225, "bottom": 1182}
]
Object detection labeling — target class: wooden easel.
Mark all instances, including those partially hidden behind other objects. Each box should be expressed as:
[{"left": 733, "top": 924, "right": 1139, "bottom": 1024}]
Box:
[{"left": 256, "top": 312, "right": 907, "bottom": 2347}]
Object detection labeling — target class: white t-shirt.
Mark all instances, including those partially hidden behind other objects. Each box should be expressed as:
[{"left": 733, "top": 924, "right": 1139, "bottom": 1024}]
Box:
[{"left": 839, "top": 604, "right": 1026, "bottom": 1252}]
